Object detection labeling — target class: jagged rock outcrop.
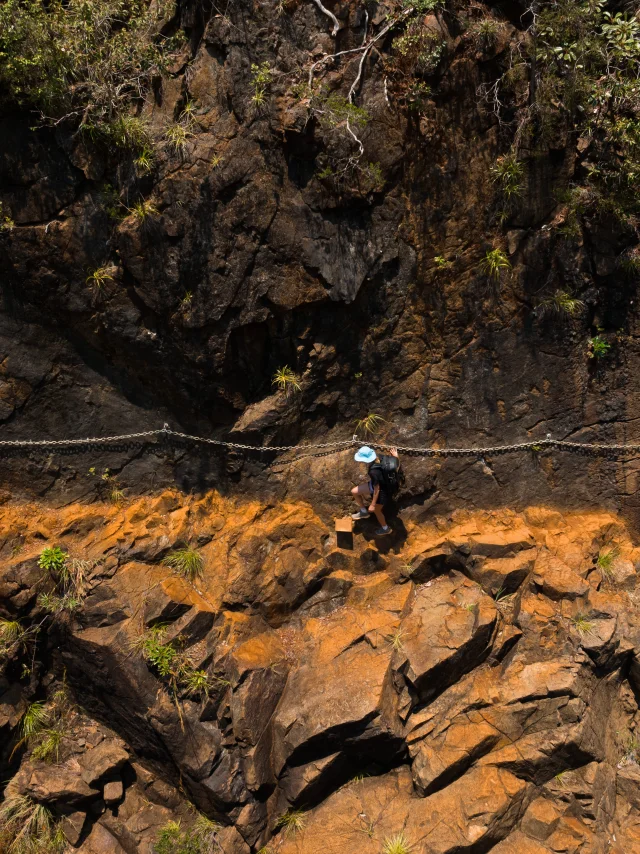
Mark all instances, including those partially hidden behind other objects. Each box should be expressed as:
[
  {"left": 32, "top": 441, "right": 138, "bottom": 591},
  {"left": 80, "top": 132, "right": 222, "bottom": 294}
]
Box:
[{"left": 1, "top": 492, "right": 640, "bottom": 852}]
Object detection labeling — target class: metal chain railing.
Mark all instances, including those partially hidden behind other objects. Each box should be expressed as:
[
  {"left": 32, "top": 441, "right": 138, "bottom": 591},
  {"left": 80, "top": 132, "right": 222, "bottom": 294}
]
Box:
[{"left": 0, "top": 424, "right": 638, "bottom": 458}]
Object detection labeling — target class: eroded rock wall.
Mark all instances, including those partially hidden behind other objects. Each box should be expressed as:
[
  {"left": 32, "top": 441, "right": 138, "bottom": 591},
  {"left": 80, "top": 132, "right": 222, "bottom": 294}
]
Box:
[
  {"left": 2, "top": 494, "right": 640, "bottom": 851},
  {"left": 0, "top": 0, "right": 639, "bottom": 523}
]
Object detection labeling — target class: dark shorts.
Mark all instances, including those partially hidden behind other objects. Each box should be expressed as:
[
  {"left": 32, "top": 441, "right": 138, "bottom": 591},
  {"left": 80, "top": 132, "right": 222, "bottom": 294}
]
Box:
[{"left": 368, "top": 482, "right": 389, "bottom": 506}]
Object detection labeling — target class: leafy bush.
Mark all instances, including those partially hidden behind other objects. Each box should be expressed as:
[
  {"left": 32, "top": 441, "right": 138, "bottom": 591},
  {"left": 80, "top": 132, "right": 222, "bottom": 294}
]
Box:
[
  {"left": 394, "top": 22, "right": 446, "bottom": 75},
  {"left": 588, "top": 335, "right": 611, "bottom": 358},
  {"left": 484, "top": 0, "right": 640, "bottom": 219},
  {"left": 38, "top": 546, "right": 68, "bottom": 576},
  {"left": 37, "top": 548, "right": 92, "bottom": 614},
  {"left": 135, "top": 626, "right": 222, "bottom": 709},
  {"left": 0, "top": 0, "right": 182, "bottom": 131},
  {"left": 162, "top": 547, "right": 204, "bottom": 583}
]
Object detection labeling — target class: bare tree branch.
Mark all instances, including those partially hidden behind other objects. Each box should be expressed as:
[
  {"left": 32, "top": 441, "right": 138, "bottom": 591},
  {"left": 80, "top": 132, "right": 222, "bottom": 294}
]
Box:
[{"left": 310, "top": 0, "right": 341, "bottom": 37}]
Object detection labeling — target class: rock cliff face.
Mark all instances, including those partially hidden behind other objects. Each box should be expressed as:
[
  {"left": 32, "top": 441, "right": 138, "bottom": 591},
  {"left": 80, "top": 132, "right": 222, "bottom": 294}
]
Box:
[
  {"left": 0, "top": 0, "right": 640, "bottom": 523},
  {"left": 2, "top": 494, "right": 640, "bottom": 852},
  {"left": 2, "top": 0, "right": 640, "bottom": 852}
]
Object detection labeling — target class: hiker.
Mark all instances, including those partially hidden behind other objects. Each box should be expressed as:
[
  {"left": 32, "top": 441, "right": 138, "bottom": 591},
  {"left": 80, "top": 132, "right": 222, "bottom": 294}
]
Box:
[{"left": 351, "top": 446, "right": 402, "bottom": 536}]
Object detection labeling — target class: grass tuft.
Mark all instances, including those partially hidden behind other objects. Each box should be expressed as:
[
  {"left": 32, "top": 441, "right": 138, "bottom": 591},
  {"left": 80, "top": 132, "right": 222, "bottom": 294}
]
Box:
[
  {"left": 275, "top": 809, "right": 306, "bottom": 836},
  {"left": 572, "top": 614, "right": 594, "bottom": 635},
  {"left": 0, "top": 790, "right": 65, "bottom": 853},
  {"left": 597, "top": 546, "right": 620, "bottom": 579},
  {"left": 162, "top": 547, "right": 204, "bottom": 583}
]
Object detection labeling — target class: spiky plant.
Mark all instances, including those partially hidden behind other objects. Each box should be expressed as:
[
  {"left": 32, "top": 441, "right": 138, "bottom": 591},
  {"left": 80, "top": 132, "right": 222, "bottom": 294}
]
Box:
[
  {"left": 383, "top": 833, "right": 413, "bottom": 854},
  {"left": 134, "top": 146, "right": 156, "bottom": 173},
  {"left": 165, "top": 122, "right": 193, "bottom": 154},
  {"left": 38, "top": 591, "right": 82, "bottom": 613},
  {"left": 275, "top": 809, "right": 306, "bottom": 836},
  {"left": 85, "top": 266, "right": 114, "bottom": 289},
  {"left": 385, "top": 628, "right": 405, "bottom": 651},
  {"left": 162, "top": 547, "right": 204, "bottom": 582},
  {"left": 479, "top": 248, "right": 511, "bottom": 281},
  {"left": 109, "top": 485, "right": 126, "bottom": 505},
  {"left": 354, "top": 413, "right": 385, "bottom": 437},
  {"left": 272, "top": 366, "right": 301, "bottom": 394},
  {"left": 490, "top": 153, "right": 524, "bottom": 200},
  {"left": 572, "top": 614, "right": 594, "bottom": 635},
  {"left": 154, "top": 814, "right": 220, "bottom": 854},
  {"left": 31, "top": 726, "right": 63, "bottom": 763},
  {"left": 538, "top": 289, "right": 585, "bottom": 317},
  {"left": 130, "top": 199, "right": 158, "bottom": 221},
  {"left": 21, "top": 702, "right": 49, "bottom": 740},
  {"left": 181, "top": 668, "right": 212, "bottom": 700}
]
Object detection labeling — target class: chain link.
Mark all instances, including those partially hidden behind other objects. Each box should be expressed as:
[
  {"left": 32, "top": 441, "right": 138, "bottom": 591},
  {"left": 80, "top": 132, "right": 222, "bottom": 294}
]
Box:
[{"left": 0, "top": 426, "right": 638, "bottom": 457}]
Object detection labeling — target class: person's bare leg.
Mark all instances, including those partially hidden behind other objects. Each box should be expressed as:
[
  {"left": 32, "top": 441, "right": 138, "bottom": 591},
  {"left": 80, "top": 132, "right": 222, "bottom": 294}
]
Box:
[{"left": 351, "top": 485, "right": 366, "bottom": 508}]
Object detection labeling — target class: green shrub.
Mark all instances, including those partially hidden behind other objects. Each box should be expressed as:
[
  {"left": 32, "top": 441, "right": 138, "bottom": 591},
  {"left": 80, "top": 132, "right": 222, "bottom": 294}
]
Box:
[
  {"left": 135, "top": 626, "right": 219, "bottom": 707},
  {"left": 588, "top": 335, "right": 611, "bottom": 359},
  {"left": 38, "top": 546, "right": 68, "bottom": 576},
  {"left": 0, "top": 0, "right": 181, "bottom": 131},
  {"left": 394, "top": 22, "right": 445, "bottom": 74}
]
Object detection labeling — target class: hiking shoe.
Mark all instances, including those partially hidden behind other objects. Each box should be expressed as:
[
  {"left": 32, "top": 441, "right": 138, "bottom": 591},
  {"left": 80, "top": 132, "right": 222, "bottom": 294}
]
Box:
[
  {"left": 351, "top": 509, "right": 370, "bottom": 520},
  {"left": 375, "top": 526, "right": 392, "bottom": 536}
]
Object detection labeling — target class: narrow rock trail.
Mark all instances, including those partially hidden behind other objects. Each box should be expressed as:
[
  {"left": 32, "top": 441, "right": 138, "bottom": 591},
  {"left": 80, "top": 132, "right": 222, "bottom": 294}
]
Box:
[{"left": 2, "top": 493, "right": 640, "bottom": 852}]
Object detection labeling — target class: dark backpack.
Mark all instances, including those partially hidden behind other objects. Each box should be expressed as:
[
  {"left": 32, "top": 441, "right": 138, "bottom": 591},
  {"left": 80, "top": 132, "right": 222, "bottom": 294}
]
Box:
[{"left": 371, "top": 455, "right": 405, "bottom": 496}]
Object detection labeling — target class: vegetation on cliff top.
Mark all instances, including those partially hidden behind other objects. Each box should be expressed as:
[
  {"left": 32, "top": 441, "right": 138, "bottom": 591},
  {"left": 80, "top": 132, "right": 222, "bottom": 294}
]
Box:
[{"left": 0, "top": 0, "right": 182, "bottom": 137}]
